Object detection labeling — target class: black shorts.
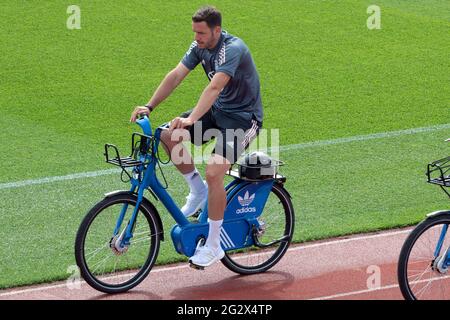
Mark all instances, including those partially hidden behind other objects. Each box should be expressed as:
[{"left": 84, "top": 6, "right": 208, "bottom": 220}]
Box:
[{"left": 180, "top": 107, "right": 262, "bottom": 164}]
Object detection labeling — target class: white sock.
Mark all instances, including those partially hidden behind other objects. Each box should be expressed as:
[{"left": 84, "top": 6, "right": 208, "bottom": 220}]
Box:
[
  {"left": 206, "top": 218, "right": 223, "bottom": 251},
  {"left": 183, "top": 169, "right": 206, "bottom": 194}
]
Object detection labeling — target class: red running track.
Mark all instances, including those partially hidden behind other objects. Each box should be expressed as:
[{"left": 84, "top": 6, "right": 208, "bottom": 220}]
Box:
[{"left": 0, "top": 228, "right": 414, "bottom": 300}]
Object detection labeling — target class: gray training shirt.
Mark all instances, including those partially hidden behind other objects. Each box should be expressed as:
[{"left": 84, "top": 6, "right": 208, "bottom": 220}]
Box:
[{"left": 181, "top": 31, "right": 263, "bottom": 126}]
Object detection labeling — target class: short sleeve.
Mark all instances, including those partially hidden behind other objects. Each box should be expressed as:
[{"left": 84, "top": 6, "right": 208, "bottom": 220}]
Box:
[
  {"left": 181, "top": 41, "right": 200, "bottom": 70},
  {"left": 215, "top": 42, "right": 244, "bottom": 78}
]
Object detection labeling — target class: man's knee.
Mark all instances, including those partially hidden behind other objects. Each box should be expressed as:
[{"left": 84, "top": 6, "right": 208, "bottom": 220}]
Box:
[
  {"left": 205, "top": 166, "right": 225, "bottom": 185},
  {"left": 205, "top": 155, "right": 231, "bottom": 184},
  {"left": 160, "top": 129, "right": 188, "bottom": 145}
]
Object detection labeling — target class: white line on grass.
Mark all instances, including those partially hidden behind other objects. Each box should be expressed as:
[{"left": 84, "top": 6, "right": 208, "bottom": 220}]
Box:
[
  {"left": 1, "top": 123, "right": 449, "bottom": 190},
  {"left": 276, "top": 123, "right": 450, "bottom": 152},
  {"left": 0, "top": 168, "right": 120, "bottom": 190}
]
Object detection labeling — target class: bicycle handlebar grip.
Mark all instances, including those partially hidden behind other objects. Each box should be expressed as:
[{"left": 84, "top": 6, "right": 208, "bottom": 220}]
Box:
[{"left": 136, "top": 115, "right": 152, "bottom": 136}]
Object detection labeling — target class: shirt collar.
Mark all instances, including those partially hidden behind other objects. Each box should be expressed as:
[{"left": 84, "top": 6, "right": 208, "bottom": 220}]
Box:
[{"left": 207, "top": 31, "right": 226, "bottom": 53}]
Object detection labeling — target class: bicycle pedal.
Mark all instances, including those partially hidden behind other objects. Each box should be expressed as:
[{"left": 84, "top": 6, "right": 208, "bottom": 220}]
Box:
[{"left": 189, "top": 263, "right": 205, "bottom": 271}]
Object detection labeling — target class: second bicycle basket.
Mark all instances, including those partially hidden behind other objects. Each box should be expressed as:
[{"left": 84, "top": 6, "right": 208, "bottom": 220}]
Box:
[
  {"left": 427, "top": 156, "right": 450, "bottom": 187},
  {"left": 427, "top": 155, "right": 450, "bottom": 198}
]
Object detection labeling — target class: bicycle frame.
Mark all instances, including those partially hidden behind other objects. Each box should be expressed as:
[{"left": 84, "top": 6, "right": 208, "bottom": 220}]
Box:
[
  {"left": 428, "top": 212, "right": 450, "bottom": 269},
  {"left": 111, "top": 116, "right": 276, "bottom": 257}
]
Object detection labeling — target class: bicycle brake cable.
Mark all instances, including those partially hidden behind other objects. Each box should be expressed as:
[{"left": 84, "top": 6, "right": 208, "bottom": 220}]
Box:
[
  {"left": 120, "top": 168, "right": 132, "bottom": 183},
  {"left": 154, "top": 138, "right": 170, "bottom": 189}
]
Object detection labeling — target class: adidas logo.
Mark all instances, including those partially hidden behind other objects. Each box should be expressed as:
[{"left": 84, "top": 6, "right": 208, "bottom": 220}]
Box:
[
  {"left": 238, "top": 191, "right": 255, "bottom": 206},
  {"left": 236, "top": 207, "right": 257, "bottom": 214}
]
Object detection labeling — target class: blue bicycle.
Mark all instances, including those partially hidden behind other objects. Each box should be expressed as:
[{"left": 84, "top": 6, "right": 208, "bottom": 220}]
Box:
[
  {"left": 74, "top": 116, "right": 295, "bottom": 294},
  {"left": 397, "top": 151, "right": 450, "bottom": 300}
]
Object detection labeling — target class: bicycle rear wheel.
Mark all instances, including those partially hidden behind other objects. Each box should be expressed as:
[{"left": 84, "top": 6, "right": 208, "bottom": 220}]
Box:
[
  {"left": 398, "top": 214, "right": 450, "bottom": 300},
  {"left": 221, "top": 183, "right": 295, "bottom": 274},
  {"left": 75, "top": 193, "right": 161, "bottom": 294}
]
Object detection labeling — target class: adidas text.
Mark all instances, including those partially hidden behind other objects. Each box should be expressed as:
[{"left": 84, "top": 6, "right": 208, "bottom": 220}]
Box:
[{"left": 236, "top": 207, "right": 257, "bottom": 214}]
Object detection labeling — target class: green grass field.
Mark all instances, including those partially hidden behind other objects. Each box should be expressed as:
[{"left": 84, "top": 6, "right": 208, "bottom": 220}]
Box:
[{"left": 0, "top": 1, "right": 449, "bottom": 289}]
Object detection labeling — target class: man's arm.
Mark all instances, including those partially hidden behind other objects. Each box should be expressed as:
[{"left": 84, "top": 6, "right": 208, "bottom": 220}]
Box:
[
  {"left": 146, "top": 62, "right": 191, "bottom": 109},
  {"left": 169, "top": 72, "right": 231, "bottom": 131},
  {"left": 130, "top": 62, "right": 191, "bottom": 122}
]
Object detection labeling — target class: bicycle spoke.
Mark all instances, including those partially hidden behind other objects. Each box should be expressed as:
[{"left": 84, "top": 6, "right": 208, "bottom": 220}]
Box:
[
  {"left": 85, "top": 242, "right": 110, "bottom": 261},
  {"left": 91, "top": 253, "right": 115, "bottom": 275},
  {"left": 131, "top": 236, "right": 151, "bottom": 245},
  {"left": 415, "top": 276, "right": 435, "bottom": 299},
  {"left": 411, "top": 268, "right": 432, "bottom": 289}
]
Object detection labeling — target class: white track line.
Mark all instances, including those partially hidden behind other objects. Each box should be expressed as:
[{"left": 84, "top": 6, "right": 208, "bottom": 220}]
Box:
[
  {"left": 231, "top": 228, "right": 412, "bottom": 260},
  {"left": 312, "top": 274, "right": 450, "bottom": 300},
  {"left": 0, "top": 283, "right": 69, "bottom": 297},
  {"left": 0, "top": 264, "right": 188, "bottom": 297},
  {"left": 0, "top": 228, "right": 412, "bottom": 297},
  {"left": 1, "top": 123, "right": 449, "bottom": 191},
  {"left": 311, "top": 283, "right": 401, "bottom": 300},
  {"left": 289, "top": 228, "right": 412, "bottom": 251}
]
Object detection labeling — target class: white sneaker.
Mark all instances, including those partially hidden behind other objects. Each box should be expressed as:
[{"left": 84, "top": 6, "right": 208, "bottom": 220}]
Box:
[
  {"left": 189, "top": 244, "right": 225, "bottom": 268},
  {"left": 181, "top": 183, "right": 208, "bottom": 218}
]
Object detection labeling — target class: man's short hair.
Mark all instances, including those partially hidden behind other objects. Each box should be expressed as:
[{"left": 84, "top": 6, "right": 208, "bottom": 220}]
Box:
[{"left": 192, "top": 5, "right": 222, "bottom": 29}]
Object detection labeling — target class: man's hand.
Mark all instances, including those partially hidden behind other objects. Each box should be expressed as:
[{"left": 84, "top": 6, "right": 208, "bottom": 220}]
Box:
[
  {"left": 169, "top": 117, "right": 194, "bottom": 133},
  {"left": 130, "top": 106, "right": 151, "bottom": 123}
]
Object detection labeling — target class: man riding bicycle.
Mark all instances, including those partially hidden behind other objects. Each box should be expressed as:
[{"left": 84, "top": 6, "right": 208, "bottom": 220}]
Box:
[{"left": 130, "top": 5, "right": 263, "bottom": 268}]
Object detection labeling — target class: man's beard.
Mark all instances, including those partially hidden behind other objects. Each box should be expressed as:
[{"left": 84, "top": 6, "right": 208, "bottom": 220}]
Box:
[{"left": 201, "top": 33, "right": 217, "bottom": 49}]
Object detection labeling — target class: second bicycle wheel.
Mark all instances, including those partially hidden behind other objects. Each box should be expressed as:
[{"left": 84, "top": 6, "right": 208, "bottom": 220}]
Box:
[
  {"left": 221, "top": 183, "right": 295, "bottom": 274},
  {"left": 398, "top": 214, "right": 450, "bottom": 300},
  {"left": 75, "top": 193, "right": 161, "bottom": 294}
]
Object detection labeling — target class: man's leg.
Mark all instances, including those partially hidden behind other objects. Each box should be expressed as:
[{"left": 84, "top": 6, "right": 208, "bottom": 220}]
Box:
[
  {"left": 160, "top": 107, "right": 215, "bottom": 173},
  {"left": 160, "top": 129, "right": 207, "bottom": 217},
  {"left": 206, "top": 154, "right": 231, "bottom": 220},
  {"left": 160, "top": 129, "right": 195, "bottom": 174},
  {"left": 189, "top": 154, "right": 230, "bottom": 267},
  {"left": 204, "top": 154, "right": 231, "bottom": 247},
  {"left": 205, "top": 154, "right": 231, "bottom": 220}
]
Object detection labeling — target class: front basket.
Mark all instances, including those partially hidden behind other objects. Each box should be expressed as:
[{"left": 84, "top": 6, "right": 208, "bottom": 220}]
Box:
[{"left": 104, "top": 132, "right": 154, "bottom": 169}]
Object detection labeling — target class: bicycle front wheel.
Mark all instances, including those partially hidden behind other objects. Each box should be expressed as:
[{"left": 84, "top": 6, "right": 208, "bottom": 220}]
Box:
[
  {"left": 398, "top": 214, "right": 450, "bottom": 300},
  {"left": 221, "top": 183, "right": 295, "bottom": 275},
  {"left": 75, "top": 193, "right": 161, "bottom": 294}
]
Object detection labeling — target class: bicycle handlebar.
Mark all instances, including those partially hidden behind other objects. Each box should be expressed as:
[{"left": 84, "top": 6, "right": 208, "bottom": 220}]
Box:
[
  {"left": 136, "top": 115, "right": 152, "bottom": 136},
  {"left": 135, "top": 115, "right": 171, "bottom": 136}
]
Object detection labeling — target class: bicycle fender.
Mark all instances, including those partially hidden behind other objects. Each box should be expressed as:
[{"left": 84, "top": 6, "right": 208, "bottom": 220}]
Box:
[
  {"left": 104, "top": 190, "right": 164, "bottom": 241},
  {"left": 105, "top": 190, "right": 131, "bottom": 198},
  {"left": 275, "top": 181, "right": 292, "bottom": 199},
  {"left": 426, "top": 210, "right": 450, "bottom": 218}
]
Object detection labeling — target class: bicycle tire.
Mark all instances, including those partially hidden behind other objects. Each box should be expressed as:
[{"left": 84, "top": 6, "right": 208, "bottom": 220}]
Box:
[
  {"left": 75, "top": 193, "right": 161, "bottom": 294},
  {"left": 221, "top": 183, "right": 295, "bottom": 275},
  {"left": 398, "top": 214, "right": 450, "bottom": 300}
]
